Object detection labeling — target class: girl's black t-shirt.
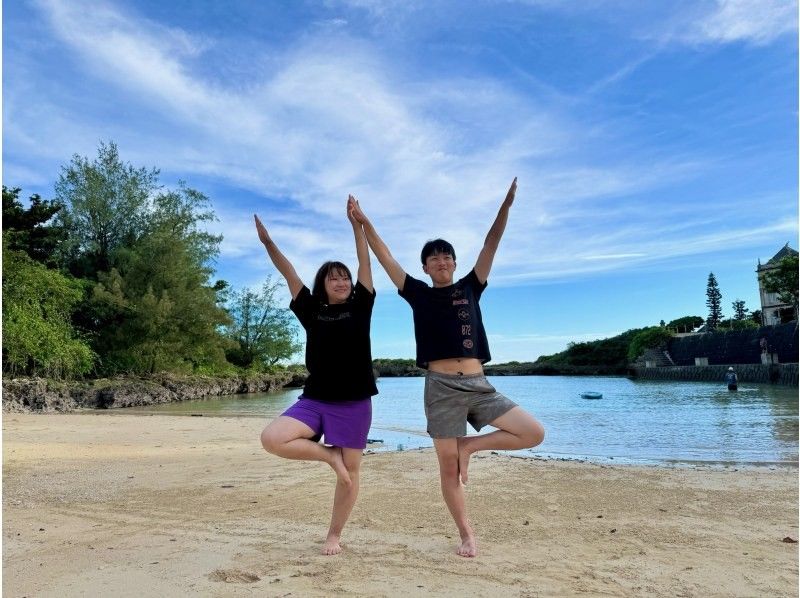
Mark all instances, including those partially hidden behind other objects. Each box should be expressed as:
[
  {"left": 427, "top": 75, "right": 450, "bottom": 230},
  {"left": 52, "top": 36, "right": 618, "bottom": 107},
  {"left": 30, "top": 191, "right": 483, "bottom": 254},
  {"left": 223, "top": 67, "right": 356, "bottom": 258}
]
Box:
[
  {"left": 290, "top": 280, "right": 378, "bottom": 402},
  {"left": 398, "top": 269, "right": 491, "bottom": 369}
]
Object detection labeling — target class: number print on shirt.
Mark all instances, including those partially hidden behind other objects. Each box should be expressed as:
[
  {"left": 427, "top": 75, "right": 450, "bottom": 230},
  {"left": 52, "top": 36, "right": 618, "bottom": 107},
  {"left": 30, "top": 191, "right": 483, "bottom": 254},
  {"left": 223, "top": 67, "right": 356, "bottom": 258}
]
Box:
[{"left": 461, "top": 324, "right": 471, "bottom": 336}]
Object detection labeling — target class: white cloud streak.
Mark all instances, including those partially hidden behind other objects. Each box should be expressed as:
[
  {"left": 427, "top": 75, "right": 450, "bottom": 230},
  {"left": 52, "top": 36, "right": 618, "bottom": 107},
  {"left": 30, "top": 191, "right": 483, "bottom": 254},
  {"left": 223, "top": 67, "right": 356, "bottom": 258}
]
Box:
[
  {"left": 689, "top": 0, "right": 797, "bottom": 45},
  {"left": 9, "top": 0, "right": 796, "bottom": 296}
]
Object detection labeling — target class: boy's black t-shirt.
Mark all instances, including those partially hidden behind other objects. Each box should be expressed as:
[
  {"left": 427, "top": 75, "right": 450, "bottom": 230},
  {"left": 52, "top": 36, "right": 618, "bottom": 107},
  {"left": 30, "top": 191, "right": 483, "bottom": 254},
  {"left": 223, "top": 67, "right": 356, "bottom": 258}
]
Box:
[
  {"left": 398, "top": 269, "right": 491, "bottom": 369},
  {"left": 290, "top": 280, "right": 378, "bottom": 402}
]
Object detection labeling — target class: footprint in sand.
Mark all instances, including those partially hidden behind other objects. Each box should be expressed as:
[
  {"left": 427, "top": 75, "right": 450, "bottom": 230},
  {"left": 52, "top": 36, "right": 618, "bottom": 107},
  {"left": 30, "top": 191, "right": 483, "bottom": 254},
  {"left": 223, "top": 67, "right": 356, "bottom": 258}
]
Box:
[{"left": 209, "top": 568, "right": 260, "bottom": 584}]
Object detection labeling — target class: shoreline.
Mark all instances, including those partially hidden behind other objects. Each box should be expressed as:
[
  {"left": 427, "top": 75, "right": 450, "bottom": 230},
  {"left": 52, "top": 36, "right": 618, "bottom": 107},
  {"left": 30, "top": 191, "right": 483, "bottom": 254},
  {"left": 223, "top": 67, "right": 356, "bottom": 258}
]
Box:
[
  {"left": 45, "top": 407, "right": 800, "bottom": 470},
  {"left": 4, "top": 366, "right": 797, "bottom": 415},
  {"left": 3, "top": 412, "right": 798, "bottom": 597}
]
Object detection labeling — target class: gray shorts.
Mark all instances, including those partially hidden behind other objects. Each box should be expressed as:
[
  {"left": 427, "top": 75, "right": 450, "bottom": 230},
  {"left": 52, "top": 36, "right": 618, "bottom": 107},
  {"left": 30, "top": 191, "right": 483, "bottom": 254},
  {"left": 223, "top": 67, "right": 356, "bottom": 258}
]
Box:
[{"left": 424, "top": 371, "right": 518, "bottom": 438}]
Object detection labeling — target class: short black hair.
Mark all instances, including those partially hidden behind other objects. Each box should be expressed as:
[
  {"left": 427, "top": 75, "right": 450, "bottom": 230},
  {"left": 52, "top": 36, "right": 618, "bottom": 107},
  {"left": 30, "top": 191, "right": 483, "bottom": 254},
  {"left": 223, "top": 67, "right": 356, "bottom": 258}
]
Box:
[
  {"left": 420, "top": 239, "right": 456, "bottom": 264},
  {"left": 312, "top": 261, "right": 352, "bottom": 303}
]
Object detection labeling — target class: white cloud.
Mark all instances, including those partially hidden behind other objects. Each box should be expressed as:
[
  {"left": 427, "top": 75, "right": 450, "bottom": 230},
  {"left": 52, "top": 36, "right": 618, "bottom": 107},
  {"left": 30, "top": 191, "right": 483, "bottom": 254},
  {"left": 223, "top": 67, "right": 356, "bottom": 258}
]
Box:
[
  {"left": 690, "top": 0, "right": 797, "bottom": 45},
  {"left": 12, "top": 0, "right": 796, "bottom": 296}
]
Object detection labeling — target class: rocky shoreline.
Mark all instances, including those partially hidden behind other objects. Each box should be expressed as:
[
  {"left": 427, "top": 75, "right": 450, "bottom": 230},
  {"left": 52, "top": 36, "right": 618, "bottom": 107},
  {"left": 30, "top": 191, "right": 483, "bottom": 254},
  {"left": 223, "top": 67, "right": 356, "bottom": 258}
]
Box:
[{"left": 2, "top": 371, "right": 306, "bottom": 413}]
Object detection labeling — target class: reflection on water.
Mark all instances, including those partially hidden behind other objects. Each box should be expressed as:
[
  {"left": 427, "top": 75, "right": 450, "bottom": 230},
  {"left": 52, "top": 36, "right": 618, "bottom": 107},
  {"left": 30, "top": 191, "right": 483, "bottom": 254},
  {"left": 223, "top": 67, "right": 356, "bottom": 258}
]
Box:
[{"left": 121, "top": 376, "right": 799, "bottom": 466}]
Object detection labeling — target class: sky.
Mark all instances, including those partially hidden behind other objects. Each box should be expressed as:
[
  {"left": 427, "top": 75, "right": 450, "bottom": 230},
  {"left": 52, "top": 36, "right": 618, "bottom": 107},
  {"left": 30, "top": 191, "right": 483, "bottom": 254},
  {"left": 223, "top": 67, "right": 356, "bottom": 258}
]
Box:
[{"left": 3, "top": 0, "right": 798, "bottom": 363}]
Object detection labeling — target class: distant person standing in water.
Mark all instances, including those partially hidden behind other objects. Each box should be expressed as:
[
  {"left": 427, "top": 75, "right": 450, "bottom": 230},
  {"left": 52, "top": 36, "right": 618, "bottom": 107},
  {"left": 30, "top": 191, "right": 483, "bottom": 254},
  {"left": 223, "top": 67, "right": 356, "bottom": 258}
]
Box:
[
  {"left": 348, "top": 178, "right": 545, "bottom": 558},
  {"left": 725, "top": 367, "right": 738, "bottom": 391},
  {"left": 254, "top": 196, "right": 377, "bottom": 555}
]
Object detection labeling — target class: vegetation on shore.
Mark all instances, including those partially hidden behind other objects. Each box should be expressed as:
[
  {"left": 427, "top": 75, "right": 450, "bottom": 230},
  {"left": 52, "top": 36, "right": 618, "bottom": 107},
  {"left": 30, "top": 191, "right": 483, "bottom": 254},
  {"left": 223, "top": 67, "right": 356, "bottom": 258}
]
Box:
[
  {"left": 3, "top": 142, "right": 300, "bottom": 381},
  {"left": 5, "top": 142, "right": 794, "bottom": 387}
]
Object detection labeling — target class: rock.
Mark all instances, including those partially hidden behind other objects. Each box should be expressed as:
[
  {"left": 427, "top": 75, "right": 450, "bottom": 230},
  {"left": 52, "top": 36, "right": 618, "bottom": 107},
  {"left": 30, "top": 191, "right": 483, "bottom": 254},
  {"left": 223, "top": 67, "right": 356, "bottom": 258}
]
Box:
[{"left": 2, "top": 371, "right": 295, "bottom": 413}]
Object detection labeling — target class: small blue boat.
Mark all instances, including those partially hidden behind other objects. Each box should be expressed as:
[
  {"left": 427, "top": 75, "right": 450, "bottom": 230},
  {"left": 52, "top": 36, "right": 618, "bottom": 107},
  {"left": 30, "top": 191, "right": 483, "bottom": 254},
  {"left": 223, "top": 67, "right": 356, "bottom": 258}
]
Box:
[{"left": 581, "top": 391, "right": 603, "bottom": 400}]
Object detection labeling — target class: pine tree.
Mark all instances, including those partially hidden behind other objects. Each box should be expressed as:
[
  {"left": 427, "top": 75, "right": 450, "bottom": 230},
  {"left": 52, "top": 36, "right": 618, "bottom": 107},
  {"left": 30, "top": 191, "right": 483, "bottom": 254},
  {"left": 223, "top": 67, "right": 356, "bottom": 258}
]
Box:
[
  {"left": 732, "top": 299, "right": 748, "bottom": 321},
  {"left": 705, "top": 272, "right": 722, "bottom": 330}
]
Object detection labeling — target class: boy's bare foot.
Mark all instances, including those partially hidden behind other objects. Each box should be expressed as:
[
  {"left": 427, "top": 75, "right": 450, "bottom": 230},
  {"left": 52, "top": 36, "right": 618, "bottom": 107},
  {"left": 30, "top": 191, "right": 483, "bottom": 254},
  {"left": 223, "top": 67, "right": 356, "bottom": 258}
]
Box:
[
  {"left": 328, "top": 447, "right": 351, "bottom": 485},
  {"left": 322, "top": 533, "right": 343, "bottom": 555},
  {"left": 456, "top": 534, "right": 477, "bottom": 557},
  {"left": 457, "top": 437, "right": 472, "bottom": 485}
]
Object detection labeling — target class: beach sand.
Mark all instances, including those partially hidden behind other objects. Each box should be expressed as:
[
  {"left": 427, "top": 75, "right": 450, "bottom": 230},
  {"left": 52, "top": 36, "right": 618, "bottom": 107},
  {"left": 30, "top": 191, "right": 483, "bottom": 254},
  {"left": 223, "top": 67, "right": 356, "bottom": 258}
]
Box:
[{"left": 2, "top": 413, "right": 798, "bottom": 597}]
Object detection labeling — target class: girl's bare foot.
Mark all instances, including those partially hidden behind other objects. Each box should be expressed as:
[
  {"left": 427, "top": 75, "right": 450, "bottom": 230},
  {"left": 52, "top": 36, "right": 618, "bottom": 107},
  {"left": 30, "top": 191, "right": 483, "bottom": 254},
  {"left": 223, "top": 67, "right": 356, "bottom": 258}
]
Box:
[
  {"left": 457, "top": 534, "right": 477, "bottom": 557},
  {"left": 322, "top": 533, "right": 343, "bottom": 555}
]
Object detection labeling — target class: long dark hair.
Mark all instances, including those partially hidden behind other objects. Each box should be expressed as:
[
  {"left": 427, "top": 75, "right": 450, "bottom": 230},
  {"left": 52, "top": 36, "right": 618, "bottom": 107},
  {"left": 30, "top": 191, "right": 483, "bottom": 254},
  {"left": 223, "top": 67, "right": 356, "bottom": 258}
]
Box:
[{"left": 311, "top": 261, "right": 353, "bottom": 304}]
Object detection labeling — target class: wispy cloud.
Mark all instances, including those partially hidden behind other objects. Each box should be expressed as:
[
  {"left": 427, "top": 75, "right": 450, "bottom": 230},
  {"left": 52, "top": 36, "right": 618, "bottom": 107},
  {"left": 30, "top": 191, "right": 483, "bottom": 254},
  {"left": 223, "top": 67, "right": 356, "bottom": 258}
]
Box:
[
  {"left": 8, "top": 0, "right": 797, "bottom": 297},
  {"left": 687, "top": 0, "right": 797, "bottom": 46}
]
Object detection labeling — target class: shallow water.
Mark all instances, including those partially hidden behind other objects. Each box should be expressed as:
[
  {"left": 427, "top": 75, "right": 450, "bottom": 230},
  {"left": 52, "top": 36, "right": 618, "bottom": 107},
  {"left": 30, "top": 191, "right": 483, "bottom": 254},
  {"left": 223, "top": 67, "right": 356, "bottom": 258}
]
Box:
[{"left": 122, "top": 375, "right": 799, "bottom": 466}]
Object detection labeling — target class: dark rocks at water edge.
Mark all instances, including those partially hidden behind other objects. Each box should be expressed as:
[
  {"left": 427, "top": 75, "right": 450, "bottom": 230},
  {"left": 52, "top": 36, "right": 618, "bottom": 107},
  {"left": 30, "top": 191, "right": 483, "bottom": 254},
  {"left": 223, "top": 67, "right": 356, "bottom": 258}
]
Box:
[{"left": 2, "top": 371, "right": 297, "bottom": 413}]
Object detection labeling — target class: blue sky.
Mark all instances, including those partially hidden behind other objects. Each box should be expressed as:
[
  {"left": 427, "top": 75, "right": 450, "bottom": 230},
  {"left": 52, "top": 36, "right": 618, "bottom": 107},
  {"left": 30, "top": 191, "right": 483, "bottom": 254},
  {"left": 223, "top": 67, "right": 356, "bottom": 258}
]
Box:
[{"left": 3, "top": 0, "right": 798, "bottom": 362}]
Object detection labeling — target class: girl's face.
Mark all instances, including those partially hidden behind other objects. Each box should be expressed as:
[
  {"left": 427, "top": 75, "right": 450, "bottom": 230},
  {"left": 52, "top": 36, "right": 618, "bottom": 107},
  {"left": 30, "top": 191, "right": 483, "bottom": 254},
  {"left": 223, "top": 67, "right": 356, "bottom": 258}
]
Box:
[{"left": 325, "top": 269, "right": 352, "bottom": 304}]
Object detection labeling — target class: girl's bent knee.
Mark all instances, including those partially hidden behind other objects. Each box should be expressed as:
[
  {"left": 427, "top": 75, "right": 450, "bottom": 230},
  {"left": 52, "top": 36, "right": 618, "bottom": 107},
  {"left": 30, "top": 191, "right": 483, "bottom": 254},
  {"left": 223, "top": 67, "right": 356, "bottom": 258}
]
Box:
[{"left": 260, "top": 428, "right": 278, "bottom": 453}]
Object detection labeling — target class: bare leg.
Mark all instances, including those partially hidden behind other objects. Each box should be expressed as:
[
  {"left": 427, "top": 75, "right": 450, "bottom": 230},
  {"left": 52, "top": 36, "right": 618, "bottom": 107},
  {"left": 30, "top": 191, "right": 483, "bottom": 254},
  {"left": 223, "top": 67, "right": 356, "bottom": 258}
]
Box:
[
  {"left": 322, "top": 448, "right": 363, "bottom": 555},
  {"left": 434, "top": 438, "right": 477, "bottom": 557},
  {"left": 458, "top": 407, "right": 544, "bottom": 484},
  {"left": 261, "top": 416, "right": 351, "bottom": 484}
]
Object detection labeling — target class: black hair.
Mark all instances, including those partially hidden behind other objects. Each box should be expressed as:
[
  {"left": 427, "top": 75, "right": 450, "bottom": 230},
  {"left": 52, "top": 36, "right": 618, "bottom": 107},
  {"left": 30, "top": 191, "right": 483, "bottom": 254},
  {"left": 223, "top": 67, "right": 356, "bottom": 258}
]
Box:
[
  {"left": 312, "top": 261, "right": 353, "bottom": 303},
  {"left": 420, "top": 239, "right": 456, "bottom": 264}
]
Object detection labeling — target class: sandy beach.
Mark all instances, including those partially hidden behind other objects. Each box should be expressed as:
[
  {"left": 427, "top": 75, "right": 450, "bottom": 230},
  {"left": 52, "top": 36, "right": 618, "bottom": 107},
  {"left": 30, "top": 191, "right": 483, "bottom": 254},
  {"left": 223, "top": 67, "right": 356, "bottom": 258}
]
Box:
[{"left": 2, "top": 413, "right": 798, "bottom": 597}]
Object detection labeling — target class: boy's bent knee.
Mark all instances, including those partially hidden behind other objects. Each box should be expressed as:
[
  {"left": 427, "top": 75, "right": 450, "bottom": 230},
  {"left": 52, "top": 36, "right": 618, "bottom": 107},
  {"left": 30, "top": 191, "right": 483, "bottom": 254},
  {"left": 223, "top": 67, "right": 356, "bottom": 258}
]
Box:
[{"left": 524, "top": 421, "right": 545, "bottom": 448}]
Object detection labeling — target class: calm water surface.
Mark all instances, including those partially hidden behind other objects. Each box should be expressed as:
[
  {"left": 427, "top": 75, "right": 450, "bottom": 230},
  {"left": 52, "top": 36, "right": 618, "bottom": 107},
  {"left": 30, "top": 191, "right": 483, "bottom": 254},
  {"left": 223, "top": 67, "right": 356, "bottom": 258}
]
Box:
[{"left": 123, "top": 376, "right": 799, "bottom": 466}]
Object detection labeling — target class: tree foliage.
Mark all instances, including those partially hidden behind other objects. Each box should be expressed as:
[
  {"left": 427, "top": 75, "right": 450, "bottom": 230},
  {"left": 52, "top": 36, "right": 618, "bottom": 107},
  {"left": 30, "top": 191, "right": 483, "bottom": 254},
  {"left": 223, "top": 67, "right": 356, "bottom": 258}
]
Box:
[
  {"left": 762, "top": 256, "right": 799, "bottom": 319},
  {"left": 89, "top": 186, "right": 232, "bottom": 375},
  {"left": 665, "top": 315, "right": 704, "bottom": 333},
  {"left": 2, "top": 185, "right": 66, "bottom": 266},
  {"left": 536, "top": 329, "right": 645, "bottom": 367},
  {"left": 2, "top": 242, "right": 95, "bottom": 378},
  {"left": 627, "top": 327, "right": 674, "bottom": 361},
  {"left": 731, "top": 299, "right": 748, "bottom": 321},
  {"left": 223, "top": 277, "right": 301, "bottom": 369},
  {"left": 54, "top": 141, "right": 159, "bottom": 277},
  {"left": 705, "top": 272, "right": 722, "bottom": 330}
]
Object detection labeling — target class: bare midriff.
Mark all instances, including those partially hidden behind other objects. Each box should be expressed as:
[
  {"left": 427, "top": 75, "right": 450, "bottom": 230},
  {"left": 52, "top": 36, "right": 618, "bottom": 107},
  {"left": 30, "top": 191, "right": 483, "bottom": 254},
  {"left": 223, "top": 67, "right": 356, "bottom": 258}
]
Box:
[{"left": 427, "top": 357, "right": 483, "bottom": 376}]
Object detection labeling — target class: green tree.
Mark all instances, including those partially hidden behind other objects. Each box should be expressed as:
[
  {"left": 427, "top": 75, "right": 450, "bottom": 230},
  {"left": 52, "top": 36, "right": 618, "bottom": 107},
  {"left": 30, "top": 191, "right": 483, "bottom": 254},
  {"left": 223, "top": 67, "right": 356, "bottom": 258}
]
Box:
[
  {"left": 750, "top": 309, "right": 762, "bottom": 324},
  {"left": 223, "top": 277, "right": 300, "bottom": 369},
  {"left": 731, "top": 299, "right": 748, "bottom": 321},
  {"left": 762, "top": 255, "right": 799, "bottom": 321},
  {"left": 627, "top": 327, "right": 674, "bottom": 362},
  {"left": 705, "top": 272, "right": 722, "bottom": 331},
  {"left": 666, "top": 315, "right": 704, "bottom": 333},
  {"left": 2, "top": 242, "right": 95, "bottom": 378},
  {"left": 2, "top": 186, "right": 66, "bottom": 266},
  {"left": 90, "top": 186, "right": 232, "bottom": 374},
  {"left": 54, "top": 141, "right": 159, "bottom": 277}
]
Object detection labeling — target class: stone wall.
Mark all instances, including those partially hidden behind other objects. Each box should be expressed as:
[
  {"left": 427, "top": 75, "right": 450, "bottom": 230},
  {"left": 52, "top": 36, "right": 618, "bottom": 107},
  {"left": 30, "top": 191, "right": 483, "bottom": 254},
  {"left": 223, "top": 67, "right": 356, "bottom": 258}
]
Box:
[
  {"left": 631, "top": 363, "right": 798, "bottom": 386},
  {"left": 666, "top": 322, "right": 798, "bottom": 366}
]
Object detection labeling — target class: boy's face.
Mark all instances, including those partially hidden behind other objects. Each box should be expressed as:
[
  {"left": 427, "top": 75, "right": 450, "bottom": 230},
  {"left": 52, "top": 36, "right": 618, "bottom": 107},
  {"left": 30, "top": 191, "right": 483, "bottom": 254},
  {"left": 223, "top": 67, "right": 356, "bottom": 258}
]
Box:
[{"left": 423, "top": 251, "right": 456, "bottom": 287}]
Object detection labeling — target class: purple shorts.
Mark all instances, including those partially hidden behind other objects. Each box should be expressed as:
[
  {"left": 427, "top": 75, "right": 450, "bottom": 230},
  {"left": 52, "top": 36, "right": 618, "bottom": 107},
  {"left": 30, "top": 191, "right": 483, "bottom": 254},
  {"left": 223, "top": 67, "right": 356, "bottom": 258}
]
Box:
[{"left": 282, "top": 395, "right": 372, "bottom": 449}]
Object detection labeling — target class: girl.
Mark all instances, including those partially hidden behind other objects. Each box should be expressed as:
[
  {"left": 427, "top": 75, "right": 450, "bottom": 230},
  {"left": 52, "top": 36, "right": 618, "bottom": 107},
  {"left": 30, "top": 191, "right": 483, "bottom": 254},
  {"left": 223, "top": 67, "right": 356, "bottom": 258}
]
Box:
[{"left": 254, "top": 196, "right": 377, "bottom": 555}]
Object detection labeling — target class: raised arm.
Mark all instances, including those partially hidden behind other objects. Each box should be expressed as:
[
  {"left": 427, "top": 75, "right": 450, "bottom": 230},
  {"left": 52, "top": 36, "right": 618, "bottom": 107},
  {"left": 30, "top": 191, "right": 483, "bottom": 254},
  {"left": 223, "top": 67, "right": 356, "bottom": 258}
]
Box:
[
  {"left": 348, "top": 196, "right": 407, "bottom": 291},
  {"left": 473, "top": 177, "right": 517, "bottom": 284},
  {"left": 253, "top": 214, "right": 304, "bottom": 299},
  {"left": 347, "top": 195, "right": 373, "bottom": 293}
]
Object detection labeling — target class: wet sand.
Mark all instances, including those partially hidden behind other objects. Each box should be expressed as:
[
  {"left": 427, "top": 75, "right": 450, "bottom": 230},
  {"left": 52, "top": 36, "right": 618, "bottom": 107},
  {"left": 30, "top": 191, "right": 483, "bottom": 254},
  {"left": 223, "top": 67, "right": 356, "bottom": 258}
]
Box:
[{"left": 3, "top": 413, "right": 798, "bottom": 597}]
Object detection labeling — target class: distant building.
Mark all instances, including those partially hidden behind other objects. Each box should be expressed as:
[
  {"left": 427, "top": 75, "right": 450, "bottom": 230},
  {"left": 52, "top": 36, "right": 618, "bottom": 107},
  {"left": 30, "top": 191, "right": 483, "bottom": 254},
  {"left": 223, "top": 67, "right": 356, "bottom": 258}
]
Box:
[{"left": 757, "top": 243, "right": 798, "bottom": 325}]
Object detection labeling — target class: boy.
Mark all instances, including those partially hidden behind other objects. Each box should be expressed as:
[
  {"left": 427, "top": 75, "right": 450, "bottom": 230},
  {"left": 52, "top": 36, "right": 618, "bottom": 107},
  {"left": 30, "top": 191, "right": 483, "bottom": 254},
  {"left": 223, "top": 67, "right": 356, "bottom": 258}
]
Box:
[{"left": 348, "top": 178, "right": 544, "bottom": 557}]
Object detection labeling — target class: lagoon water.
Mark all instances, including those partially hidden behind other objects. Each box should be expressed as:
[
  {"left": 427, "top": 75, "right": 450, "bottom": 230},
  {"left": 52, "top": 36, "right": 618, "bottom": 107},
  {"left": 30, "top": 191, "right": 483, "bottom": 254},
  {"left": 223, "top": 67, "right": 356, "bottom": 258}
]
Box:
[{"left": 124, "top": 376, "right": 799, "bottom": 466}]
